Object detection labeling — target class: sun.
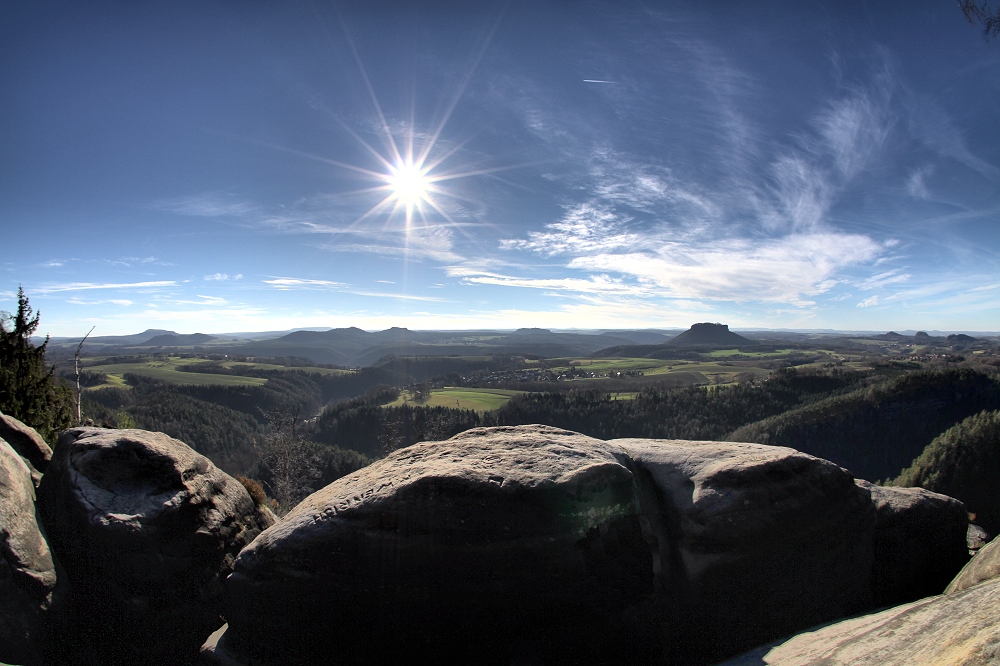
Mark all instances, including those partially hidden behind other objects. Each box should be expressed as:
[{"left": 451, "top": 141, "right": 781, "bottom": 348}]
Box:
[{"left": 387, "top": 160, "right": 431, "bottom": 209}]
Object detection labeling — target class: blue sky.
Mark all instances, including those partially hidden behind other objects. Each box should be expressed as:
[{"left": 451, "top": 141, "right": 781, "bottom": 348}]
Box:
[{"left": 2, "top": 1, "right": 999, "bottom": 336}]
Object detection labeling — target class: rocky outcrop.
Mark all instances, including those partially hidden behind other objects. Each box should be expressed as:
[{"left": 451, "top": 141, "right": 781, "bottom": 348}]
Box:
[
  {"left": 0, "top": 438, "right": 59, "bottom": 666},
  {"left": 0, "top": 411, "right": 52, "bottom": 487},
  {"left": 947, "top": 535, "right": 1000, "bottom": 594},
  {"left": 36, "top": 427, "right": 274, "bottom": 664},
  {"left": 616, "top": 438, "right": 875, "bottom": 664},
  {"left": 860, "top": 481, "right": 970, "bottom": 607},
  {"left": 210, "top": 425, "right": 878, "bottom": 665},
  {"left": 721, "top": 577, "right": 1000, "bottom": 665}
]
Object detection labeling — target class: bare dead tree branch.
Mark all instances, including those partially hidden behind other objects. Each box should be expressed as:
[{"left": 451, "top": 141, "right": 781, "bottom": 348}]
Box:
[{"left": 75, "top": 326, "right": 95, "bottom": 425}]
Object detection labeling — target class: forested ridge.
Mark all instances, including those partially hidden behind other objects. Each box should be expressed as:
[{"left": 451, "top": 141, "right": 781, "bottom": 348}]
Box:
[
  {"left": 80, "top": 363, "right": 1000, "bottom": 491},
  {"left": 892, "top": 409, "right": 1000, "bottom": 534},
  {"left": 728, "top": 368, "right": 1000, "bottom": 482}
]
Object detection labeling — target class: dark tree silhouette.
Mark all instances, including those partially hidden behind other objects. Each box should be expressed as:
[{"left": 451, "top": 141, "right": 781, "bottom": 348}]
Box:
[
  {"left": 961, "top": 0, "right": 1000, "bottom": 39},
  {"left": 0, "top": 287, "right": 74, "bottom": 441}
]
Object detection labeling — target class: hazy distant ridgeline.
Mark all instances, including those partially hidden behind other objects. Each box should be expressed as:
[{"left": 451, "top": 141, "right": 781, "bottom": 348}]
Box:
[{"left": 55, "top": 322, "right": 1000, "bottom": 515}]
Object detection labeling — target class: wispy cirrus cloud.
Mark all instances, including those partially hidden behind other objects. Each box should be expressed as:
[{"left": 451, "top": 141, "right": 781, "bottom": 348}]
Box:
[
  {"left": 153, "top": 193, "right": 260, "bottom": 218},
  {"left": 34, "top": 280, "right": 178, "bottom": 294},
  {"left": 457, "top": 271, "right": 650, "bottom": 296},
  {"left": 66, "top": 298, "right": 133, "bottom": 306},
  {"left": 857, "top": 270, "right": 911, "bottom": 290},
  {"left": 205, "top": 273, "right": 243, "bottom": 281},
  {"left": 263, "top": 277, "right": 443, "bottom": 301},
  {"left": 857, "top": 295, "right": 879, "bottom": 308}
]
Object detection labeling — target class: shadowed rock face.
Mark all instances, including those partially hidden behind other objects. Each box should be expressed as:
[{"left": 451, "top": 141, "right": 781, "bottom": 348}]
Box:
[
  {"left": 0, "top": 438, "right": 59, "bottom": 666},
  {"left": 36, "top": 427, "right": 274, "bottom": 665},
  {"left": 615, "top": 438, "right": 875, "bottom": 664},
  {"left": 860, "top": 481, "right": 970, "bottom": 607},
  {"left": 216, "top": 425, "right": 880, "bottom": 666}
]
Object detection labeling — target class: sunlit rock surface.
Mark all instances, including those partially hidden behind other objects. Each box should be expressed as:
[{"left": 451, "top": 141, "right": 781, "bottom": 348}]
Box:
[
  {"left": 36, "top": 427, "right": 274, "bottom": 664},
  {"left": 212, "top": 425, "right": 882, "bottom": 665},
  {"left": 0, "top": 410, "right": 52, "bottom": 487},
  {"left": 722, "top": 578, "right": 1000, "bottom": 666},
  {"left": 948, "top": 535, "right": 1000, "bottom": 594}
]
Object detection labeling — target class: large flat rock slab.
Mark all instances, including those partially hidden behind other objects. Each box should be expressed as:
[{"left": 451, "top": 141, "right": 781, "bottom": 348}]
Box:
[
  {"left": 948, "top": 535, "right": 1000, "bottom": 594},
  {"left": 723, "top": 577, "right": 1000, "bottom": 665},
  {"left": 37, "top": 427, "right": 273, "bottom": 664}
]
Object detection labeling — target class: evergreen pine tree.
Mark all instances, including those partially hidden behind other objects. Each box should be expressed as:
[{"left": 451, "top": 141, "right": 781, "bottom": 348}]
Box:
[{"left": 0, "top": 287, "right": 74, "bottom": 442}]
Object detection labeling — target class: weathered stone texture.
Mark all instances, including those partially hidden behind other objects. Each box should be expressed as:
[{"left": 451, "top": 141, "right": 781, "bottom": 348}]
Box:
[
  {"left": 722, "top": 578, "right": 1000, "bottom": 665},
  {"left": 37, "top": 427, "right": 273, "bottom": 664},
  {"left": 214, "top": 426, "right": 881, "bottom": 665},
  {"left": 0, "top": 410, "right": 52, "bottom": 487}
]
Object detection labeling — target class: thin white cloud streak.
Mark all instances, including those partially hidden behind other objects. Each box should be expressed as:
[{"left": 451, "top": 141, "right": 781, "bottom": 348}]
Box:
[
  {"left": 34, "top": 281, "right": 178, "bottom": 293},
  {"left": 205, "top": 273, "right": 243, "bottom": 281},
  {"left": 857, "top": 270, "right": 911, "bottom": 290},
  {"left": 263, "top": 278, "right": 348, "bottom": 290},
  {"left": 460, "top": 272, "right": 649, "bottom": 296},
  {"left": 66, "top": 298, "right": 134, "bottom": 307},
  {"left": 263, "top": 277, "right": 442, "bottom": 301},
  {"left": 345, "top": 291, "right": 445, "bottom": 302}
]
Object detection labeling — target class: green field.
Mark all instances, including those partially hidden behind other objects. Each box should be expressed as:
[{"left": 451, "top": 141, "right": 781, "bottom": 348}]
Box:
[
  {"left": 705, "top": 348, "right": 803, "bottom": 357},
  {"left": 82, "top": 355, "right": 350, "bottom": 390},
  {"left": 201, "top": 361, "right": 351, "bottom": 375},
  {"left": 547, "top": 357, "right": 773, "bottom": 385},
  {"left": 386, "top": 387, "right": 523, "bottom": 412}
]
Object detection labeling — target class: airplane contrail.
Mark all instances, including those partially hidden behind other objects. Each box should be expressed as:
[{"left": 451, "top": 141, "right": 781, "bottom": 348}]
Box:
[{"left": 583, "top": 79, "right": 615, "bottom": 83}]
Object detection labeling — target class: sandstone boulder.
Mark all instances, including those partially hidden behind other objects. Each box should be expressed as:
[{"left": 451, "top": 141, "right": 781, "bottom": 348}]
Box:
[
  {"left": 0, "top": 411, "right": 52, "bottom": 487},
  {"left": 721, "top": 577, "right": 1000, "bottom": 665},
  {"left": 615, "top": 437, "right": 875, "bottom": 664},
  {"left": 221, "top": 425, "right": 652, "bottom": 665},
  {"left": 0, "top": 438, "right": 59, "bottom": 666},
  {"left": 859, "top": 481, "right": 970, "bottom": 607},
  {"left": 36, "top": 427, "right": 274, "bottom": 664},
  {"left": 212, "top": 426, "right": 877, "bottom": 665},
  {"left": 947, "top": 535, "right": 1000, "bottom": 594}
]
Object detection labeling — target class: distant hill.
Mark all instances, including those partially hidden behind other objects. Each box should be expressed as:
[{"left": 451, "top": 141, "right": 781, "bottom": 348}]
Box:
[
  {"left": 232, "top": 327, "right": 638, "bottom": 367},
  {"left": 666, "top": 323, "right": 754, "bottom": 347},
  {"left": 141, "top": 333, "right": 216, "bottom": 346}
]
